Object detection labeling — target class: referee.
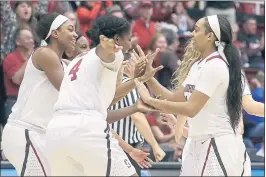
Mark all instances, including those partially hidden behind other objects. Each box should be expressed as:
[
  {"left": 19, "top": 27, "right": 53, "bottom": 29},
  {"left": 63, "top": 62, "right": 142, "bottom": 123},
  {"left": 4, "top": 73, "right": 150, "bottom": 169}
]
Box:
[{"left": 109, "top": 61, "right": 165, "bottom": 175}]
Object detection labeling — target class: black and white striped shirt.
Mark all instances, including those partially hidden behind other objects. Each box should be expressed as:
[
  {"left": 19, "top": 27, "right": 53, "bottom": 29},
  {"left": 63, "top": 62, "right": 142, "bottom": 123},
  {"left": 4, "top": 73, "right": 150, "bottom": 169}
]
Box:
[{"left": 109, "top": 76, "right": 144, "bottom": 144}]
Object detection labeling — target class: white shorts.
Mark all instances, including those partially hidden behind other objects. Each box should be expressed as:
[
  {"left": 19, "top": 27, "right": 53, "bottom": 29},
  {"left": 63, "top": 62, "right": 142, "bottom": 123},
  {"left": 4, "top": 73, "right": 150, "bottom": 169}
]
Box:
[
  {"left": 181, "top": 134, "right": 250, "bottom": 176},
  {"left": 2, "top": 121, "right": 49, "bottom": 176},
  {"left": 45, "top": 112, "right": 136, "bottom": 176}
]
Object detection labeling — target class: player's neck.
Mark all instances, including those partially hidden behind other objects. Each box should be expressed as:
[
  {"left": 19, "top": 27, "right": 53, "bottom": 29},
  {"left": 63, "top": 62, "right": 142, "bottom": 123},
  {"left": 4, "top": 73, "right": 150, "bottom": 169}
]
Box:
[
  {"left": 201, "top": 47, "right": 216, "bottom": 60},
  {"left": 48, "top": 43, "right": 64, "bottom": 59}
]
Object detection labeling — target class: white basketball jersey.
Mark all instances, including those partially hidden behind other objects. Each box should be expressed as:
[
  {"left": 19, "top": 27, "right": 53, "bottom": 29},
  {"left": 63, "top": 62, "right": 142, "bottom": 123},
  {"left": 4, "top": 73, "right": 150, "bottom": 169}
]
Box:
[
  {"left": 54, "top": 48, "right": 124, "bottom": 120},
  {"left": 9, "top": 53, "right": 67, "bottom": 129},
  {"left": 182, "top": 52, "right": 233, "bottom": 137}
]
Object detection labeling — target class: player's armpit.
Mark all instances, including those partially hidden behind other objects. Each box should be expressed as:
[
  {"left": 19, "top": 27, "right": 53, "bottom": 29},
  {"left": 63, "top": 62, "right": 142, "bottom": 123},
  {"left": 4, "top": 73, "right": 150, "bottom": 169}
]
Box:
[{"left": 33, "top": 48, "right": 64, "bottom": 91}]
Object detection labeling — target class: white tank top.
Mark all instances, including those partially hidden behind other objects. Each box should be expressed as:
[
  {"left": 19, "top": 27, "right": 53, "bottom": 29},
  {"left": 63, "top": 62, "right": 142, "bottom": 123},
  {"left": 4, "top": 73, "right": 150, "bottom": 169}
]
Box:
[
  {"left": 54, "top": 48, "right": 124, "bottom": 120},
  {"left": 182, "top": 52, "right": 233, "bottom": 137},
  {"left": 9, "top": 52, "right": 67, "bottom": 130}
]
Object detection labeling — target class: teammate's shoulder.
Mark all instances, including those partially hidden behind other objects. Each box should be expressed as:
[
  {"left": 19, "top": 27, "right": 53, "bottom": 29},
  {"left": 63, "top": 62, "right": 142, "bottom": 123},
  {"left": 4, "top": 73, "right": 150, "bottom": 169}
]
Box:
[{"left": 34, "top": 47, "right": 57, "bottom": 58}]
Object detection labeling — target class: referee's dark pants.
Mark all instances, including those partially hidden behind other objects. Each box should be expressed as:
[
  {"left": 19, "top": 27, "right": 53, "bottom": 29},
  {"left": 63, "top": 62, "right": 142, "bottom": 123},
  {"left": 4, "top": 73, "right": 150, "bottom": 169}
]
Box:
[{"left": 124, "top": 142, "right": 143, "bottom": 176}]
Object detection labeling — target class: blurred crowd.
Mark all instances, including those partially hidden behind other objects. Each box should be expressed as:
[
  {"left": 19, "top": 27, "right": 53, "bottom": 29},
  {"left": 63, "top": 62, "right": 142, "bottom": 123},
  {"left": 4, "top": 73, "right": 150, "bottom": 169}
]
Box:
[{"left": 0, "top": 1, "right": 265, "bottom": 163}]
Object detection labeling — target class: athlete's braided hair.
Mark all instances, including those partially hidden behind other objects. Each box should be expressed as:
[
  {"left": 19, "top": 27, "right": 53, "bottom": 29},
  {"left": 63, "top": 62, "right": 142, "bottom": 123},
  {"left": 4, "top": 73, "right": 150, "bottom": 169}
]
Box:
[{"left": 86, "top": 15, "right": 130, "bottom": 48}]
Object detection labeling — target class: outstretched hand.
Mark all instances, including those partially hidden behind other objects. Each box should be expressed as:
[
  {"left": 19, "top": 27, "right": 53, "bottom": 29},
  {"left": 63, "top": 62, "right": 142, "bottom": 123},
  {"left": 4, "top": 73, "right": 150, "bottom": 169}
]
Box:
[
  {"left": 139, "top": 48, "right": 164, "bottom": 82},
  {"left": 129, "top": 148, "right": 153, "bottom": 169},
  {"left": 99, "top": 35, "right": 123, "bottom": 54},
  {"left": 131, "top": 45, "right": 147, "bottom": 78}
]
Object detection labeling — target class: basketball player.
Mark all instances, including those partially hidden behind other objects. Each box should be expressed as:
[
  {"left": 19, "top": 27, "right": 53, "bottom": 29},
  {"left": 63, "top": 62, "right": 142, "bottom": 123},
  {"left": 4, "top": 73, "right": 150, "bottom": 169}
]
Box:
[
  {"left": 45, "top": 15, "right": 161, "bottom": 176},
  {"left": 160, "top": 40, "right": 264, "bottom": 176},
  {"left": 1, "top": 12, "right": 77, "bottom": 176},
  {"left": 135, "top": 15, "right": 249, "bottom": 176},
  {"left": 63, "top": 31, "right": 90, "bottom": 60}
]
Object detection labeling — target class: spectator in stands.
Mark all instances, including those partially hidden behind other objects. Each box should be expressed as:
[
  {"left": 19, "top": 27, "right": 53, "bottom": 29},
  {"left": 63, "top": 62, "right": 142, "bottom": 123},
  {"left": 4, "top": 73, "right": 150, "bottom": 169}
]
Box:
[
  {"left": 247, "top": 71, "right": 265, "bottom": 137},
  {"left": 106, "top": 5, "right": 139, "bottom": 49},
  {"left": 151, "top": 2, "right": 175, "bottom": 22},
  {"left": 238, "top": 16, "right": 264, "bottom": 69},
  {"left": 0, "top": 60, "right": 6, "bottom": 129},
  {"left": 119, "top": 1, "right": 139, "bottom": 21},
  {"left": 77, "top": 1, "right": 113, "bottom": 40},
  {"left": 132, "top": 1, "right": 157, "bottom": 54},
  {"left": 149, "top": 33, "right": 168, "bottom": 70},
  {"left": 146, "top": 113, "right": 181, "bottom": 162},
  {"left": 63, "top": 31, "right": 89, "bottom": 60},
  {"left": 3, "top": 28, "right": 34, "bottom": 120},
  {"left": 232, "top": 24, "right": 249, "bottom": 67},
  {"left": 205, "top": 1, "right": 237, "bottom": 27},
  {"left": 147, "top": 113, "right": 175, "bottom": 144},
  {"left": 0, "top": 1, "right": 47, "bottom": 57},
  {"left": 171, "top": 2, "right": 194, "bottom": 35},
  {"left": 63, "top": 11, "right": 80, "bottom": 32},
  {"left": 50, "top": 1, "right": 73, "bottom": 15},
  {"left": 106, "top": 4, "right": 124, "bottom": 18},
  {"left": 158, "top": 28, "right": 180, "bottom": 89}
]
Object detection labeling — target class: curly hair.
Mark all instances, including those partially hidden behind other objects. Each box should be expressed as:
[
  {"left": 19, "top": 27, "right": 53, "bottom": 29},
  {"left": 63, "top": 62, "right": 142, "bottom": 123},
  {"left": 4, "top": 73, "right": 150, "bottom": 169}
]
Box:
[{"left": 172, "top": 40, "right": 201, "bottom": 88}]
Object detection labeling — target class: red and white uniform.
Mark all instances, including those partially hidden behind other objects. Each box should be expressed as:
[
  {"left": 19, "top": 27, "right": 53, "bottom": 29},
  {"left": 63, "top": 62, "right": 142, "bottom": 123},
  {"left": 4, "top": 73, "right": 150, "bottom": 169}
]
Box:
[
  {"left": 45, "top": 48, "right": 136, "bottom": 176},
  {"left": 2, "top": 52, "right": 67, "bottom": 176},
  {"left": 180, "top": 52, "right": 247, "bottom": 176}
]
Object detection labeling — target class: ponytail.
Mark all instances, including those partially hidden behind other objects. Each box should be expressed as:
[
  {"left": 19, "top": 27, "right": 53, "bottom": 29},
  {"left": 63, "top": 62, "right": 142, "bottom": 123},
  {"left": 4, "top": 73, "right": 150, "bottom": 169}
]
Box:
[{"left": 224, "top": 43, "right": 243, "bottom": 132}]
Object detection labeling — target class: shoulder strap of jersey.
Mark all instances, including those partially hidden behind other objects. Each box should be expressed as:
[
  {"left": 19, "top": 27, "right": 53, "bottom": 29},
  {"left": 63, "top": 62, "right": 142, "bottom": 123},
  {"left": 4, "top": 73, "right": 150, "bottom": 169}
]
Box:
[{"left": 206, "top": 55, "right": 229, "bottom": 66}]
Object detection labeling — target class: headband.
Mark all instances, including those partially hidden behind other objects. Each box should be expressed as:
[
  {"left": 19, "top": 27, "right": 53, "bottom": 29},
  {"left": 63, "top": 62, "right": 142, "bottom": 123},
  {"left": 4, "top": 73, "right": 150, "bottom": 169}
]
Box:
[
  {"left": 40, "top": 15, "right": 69, "bottom": 46},
  {"left": 207, "top": 15, "right": 229, "bottom": 65}
]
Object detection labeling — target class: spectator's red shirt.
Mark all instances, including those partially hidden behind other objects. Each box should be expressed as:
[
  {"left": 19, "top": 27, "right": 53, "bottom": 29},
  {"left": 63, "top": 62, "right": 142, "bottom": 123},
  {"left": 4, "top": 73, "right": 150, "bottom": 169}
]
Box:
[
  {"left": 132, "top": 18, "right": 156, "bottom": 54},
  {"left": 77, "top": 1, "right": 113, "bottom": 42},
  {"left": 3, "top": 49, "right": 26, "bottom": 96},
  {"left": 146, "top": 114, "right": 171, "bottom": 135}
]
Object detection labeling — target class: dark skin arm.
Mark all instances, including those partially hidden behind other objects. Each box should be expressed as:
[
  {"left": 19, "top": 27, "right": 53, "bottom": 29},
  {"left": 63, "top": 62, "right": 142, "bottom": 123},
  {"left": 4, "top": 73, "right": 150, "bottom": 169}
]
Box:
[{"left": 32, "top": 47, "right": 64, "bottom": 91}]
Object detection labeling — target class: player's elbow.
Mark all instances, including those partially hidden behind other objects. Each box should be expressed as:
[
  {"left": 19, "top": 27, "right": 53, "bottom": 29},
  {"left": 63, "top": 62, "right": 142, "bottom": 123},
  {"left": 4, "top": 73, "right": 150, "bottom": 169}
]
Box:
[
  {"left": 184, "top": 106, "right": 199, "bottom": 118},
  {"left": 131, "top": 112, "right": 142, "bottom": 124}
]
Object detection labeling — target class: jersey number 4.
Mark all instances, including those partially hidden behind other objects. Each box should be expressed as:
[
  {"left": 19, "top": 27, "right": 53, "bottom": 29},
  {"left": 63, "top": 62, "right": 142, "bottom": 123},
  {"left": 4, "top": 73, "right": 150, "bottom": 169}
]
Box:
[
  {"left": 69, "top": 59, "right": 83, "bottom": 81},
  {"left": 68, "top": 50, "right": 89, "bottom": 81}
]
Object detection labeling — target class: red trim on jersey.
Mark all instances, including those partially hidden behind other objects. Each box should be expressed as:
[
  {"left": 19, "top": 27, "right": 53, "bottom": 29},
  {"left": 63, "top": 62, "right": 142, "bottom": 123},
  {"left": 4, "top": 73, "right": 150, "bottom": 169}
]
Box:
[
  {"left": 201, "top": 140, "right": 212, "bottom": 176},
  {"left": 29, "top": 140, "right": 47, "bottom": 176},
  {"left": 206, "top": 55, "right": 228, "bottom": 66}
]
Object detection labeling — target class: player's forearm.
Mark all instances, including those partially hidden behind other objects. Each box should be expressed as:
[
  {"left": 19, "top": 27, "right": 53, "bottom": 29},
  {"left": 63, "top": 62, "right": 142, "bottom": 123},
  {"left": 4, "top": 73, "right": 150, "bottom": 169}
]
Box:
[
  {"left": 111, "top": 129, "right": 133, "bottom": 154},
  {"left": 148, "top": 98, "right": 194, "bottom": 117},
  {"left": 243, "top": 95, "right": 265, "bottom": 117},
  {"left": 157, "top": 133, "right": 175, "bottom": 143},
  {"left": 113, "top": 79, "right": 135, "bottom": 101},
  {"left": 146, "top": 77, "right": 173, "bottom": 100},
  {"left": 175, "top": 116, "right": 187, "bottom": 131},
  {"left": 175, "top": 116, "right": 187, "bottom": 143},
  {"left": 131, "top": 112, "right": 160, "bottom": 149},
  {"left": 249, "top": 101, "right": 264, "bottom": 117},
  {"left": 106, "top": 105, "right": 138, "bottom": 124}
]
